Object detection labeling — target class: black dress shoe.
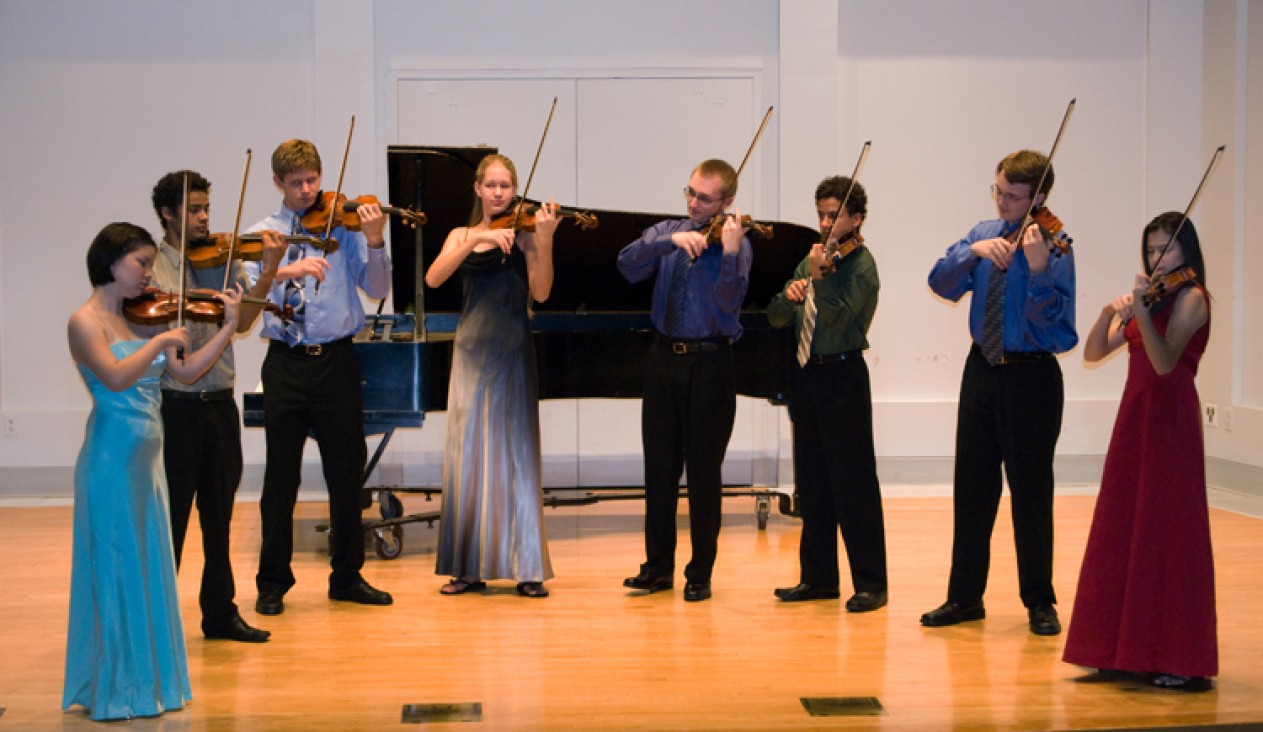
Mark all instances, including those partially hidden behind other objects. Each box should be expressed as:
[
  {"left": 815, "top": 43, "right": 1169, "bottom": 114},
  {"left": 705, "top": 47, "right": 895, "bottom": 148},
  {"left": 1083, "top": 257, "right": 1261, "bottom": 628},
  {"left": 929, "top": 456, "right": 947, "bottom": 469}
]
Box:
[
  {"left": 623, "top": 571, "right": 673, "bottom": 593},
  {"left": 845, "top": 591, "right": 888, "bottom": 613},
  {"left": 920, "top": 601, "right": 985, "bottom": 627},
  {"left": 204, "top": 615, "right": 271, "bottom": 643},
  {"left": 329, "top": 581, "right": 393, "bottom": 606},
  {"left": 774, "top": 583, "right": 841, "bottom": 602},
  {"left": 683, "top": 582, "right": 712, "bottom": 602},
  {"left": 255, "top": 590, "right": 285, "bottom": 616},
  {"left": 1028, "top": 604, "right": 1061, "bottom": 636}
]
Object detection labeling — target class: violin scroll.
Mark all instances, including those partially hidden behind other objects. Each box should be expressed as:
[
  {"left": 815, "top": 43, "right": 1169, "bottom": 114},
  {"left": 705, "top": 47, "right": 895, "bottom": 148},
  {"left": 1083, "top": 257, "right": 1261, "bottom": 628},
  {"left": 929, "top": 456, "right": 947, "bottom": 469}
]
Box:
[{"left": 1031, "top": 207, "right": 1073, "bottom": 257}]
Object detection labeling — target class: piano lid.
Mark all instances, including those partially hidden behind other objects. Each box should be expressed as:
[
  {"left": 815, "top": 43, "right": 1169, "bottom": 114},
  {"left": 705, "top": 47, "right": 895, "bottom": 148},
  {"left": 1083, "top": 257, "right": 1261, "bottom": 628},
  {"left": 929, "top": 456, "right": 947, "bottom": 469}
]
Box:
[{"left": 386, "top": 145, "right": 821, "bottom": 318}]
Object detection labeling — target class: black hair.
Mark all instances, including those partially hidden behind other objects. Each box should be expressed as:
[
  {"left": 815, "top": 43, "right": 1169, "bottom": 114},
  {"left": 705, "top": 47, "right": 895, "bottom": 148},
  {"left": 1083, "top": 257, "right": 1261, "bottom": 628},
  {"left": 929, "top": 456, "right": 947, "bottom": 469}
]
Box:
[
  {"left": 151, "top": 170, "right": 211, "bottom": 227},
  {"left": 86, "top": 222, "right": 155, "bottom": 286}
]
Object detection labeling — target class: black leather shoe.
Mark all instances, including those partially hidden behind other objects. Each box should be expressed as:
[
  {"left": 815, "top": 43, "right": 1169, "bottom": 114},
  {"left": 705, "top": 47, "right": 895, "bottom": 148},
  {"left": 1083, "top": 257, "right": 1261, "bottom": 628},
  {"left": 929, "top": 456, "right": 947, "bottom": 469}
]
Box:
[
  {"left": 920, "top": 601, "right": 985, "bottom": 627},
  {"left": 774, "top": 583, "right": 841, "bottom": 602},
  {"left": 329, "top": 581, "right": 393, "bottom": 606},
  {"left": 204, "top": 615, "right": 271, "bottom": 643},
  {"left": 623, "top": 571, "right": 673, "bottom": 593},
  {"left": 255, "top": 590, "right": 285, "bottom": 616},
  {"left": 683, "top": 582, "right": 712, "bottom": 602},
  {"left": 845, "top": 591, "right": 888, "bottom": 613},
  {"left": 1028, "top": 604, "right": 1061, "bottom": 636}
]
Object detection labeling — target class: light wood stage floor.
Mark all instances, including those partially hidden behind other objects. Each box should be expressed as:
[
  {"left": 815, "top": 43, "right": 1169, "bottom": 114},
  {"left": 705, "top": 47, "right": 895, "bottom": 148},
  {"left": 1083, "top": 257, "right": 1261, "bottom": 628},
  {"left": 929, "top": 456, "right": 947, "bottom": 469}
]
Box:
[{"left": 2, "top": 492, "right": 1261, "bottom": 730}]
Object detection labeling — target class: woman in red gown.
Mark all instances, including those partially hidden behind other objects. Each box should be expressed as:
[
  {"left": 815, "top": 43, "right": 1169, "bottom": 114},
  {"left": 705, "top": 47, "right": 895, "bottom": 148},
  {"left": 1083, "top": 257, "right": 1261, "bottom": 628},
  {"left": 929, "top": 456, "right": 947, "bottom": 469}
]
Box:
[{"left": 1063, "top": 212, "right": 1215, "bottom": 691}]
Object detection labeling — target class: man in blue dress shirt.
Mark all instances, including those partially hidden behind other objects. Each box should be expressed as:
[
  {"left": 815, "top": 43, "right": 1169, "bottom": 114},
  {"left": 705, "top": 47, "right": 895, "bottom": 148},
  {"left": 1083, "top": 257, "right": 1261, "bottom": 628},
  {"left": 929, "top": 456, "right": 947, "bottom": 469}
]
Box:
[
  {"left": 923, "top": 149, "right": 1077, "bottom": 636},
  {"left": 245, "top": 139, "right": 394, "bottom": 616},
  {"left": 616, "top": 159, "right": 752, "bottom": 602}
]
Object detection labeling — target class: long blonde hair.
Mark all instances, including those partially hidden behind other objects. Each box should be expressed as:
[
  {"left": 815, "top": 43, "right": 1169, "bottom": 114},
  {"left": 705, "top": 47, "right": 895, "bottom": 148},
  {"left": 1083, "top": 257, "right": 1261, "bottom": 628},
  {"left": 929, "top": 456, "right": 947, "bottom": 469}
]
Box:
[{"left": 468, "top": 154, "right": 519, "bottom": 226}]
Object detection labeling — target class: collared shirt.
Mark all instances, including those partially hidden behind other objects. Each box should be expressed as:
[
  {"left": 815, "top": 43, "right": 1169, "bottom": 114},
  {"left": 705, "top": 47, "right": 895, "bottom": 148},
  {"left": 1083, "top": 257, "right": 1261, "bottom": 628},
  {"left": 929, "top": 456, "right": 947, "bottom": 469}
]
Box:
[
  {"left": 616, "top": 218, "right": 752, "bottom": 340},
  {"left": 767, "top": 244, "right": 878, "bottom": 355},
  {"left": 243, "top": 204, "right": 391, "bottom": 345},
  {"left": 927, "top": 217, "right": 1077, "bottom": 354},
  {"left": 148, "top": 241, "right": 247, "bottom": 392}
]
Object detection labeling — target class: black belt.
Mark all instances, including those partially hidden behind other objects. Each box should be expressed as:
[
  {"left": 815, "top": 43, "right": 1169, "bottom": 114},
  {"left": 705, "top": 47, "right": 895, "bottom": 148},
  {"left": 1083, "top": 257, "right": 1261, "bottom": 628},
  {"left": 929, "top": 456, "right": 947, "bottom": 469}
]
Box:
[
  {"left": 270, "top": 335, "right": 354, "bottom": 356},
  {"left": 162, "top": 389, "right": 234, "bottom": 403},
  {"left": 657, "top": 335, "right": 731, "bottom": 355},
  {"left": 997, "top": 350, "right": 1053, "bottom": 365},
  {"left": 803, "top": 350, "right": 861, "bottom": 366}
]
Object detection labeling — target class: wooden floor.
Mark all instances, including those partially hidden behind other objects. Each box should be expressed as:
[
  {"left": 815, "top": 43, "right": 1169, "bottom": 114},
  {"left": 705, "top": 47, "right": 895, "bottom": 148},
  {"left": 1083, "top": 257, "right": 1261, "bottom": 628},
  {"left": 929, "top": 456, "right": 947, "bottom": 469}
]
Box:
[{"left": 2, "top": 492, "right": 1262, "bottom": 730}]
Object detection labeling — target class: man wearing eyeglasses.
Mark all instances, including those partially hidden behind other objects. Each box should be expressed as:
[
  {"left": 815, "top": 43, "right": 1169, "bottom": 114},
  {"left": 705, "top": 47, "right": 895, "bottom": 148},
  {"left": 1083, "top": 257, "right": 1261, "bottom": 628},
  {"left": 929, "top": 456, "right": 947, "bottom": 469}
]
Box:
[
  {"left": 923, "top": 149, "right": 1077, "bottom": 636},
  {"left": 616, "top": 159, "right": 753, "bottom": 602}
]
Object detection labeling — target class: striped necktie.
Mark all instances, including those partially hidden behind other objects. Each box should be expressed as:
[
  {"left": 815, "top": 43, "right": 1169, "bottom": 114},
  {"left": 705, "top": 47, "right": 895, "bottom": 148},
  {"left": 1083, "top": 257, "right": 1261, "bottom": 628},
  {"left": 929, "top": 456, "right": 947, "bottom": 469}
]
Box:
[
  {"left": 981, "top": 262, "right": 1006, "bottom": 365},
  {"left": 797, "top": 283, "right": 816, "bottom": 367},
  {"left": 663, "top": 247, "right": 690, "bottom": 337}
]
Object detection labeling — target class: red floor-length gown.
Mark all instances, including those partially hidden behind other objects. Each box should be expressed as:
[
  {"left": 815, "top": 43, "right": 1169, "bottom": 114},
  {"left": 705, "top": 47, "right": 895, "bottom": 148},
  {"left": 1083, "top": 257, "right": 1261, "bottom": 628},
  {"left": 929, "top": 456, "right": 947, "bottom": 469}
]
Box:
[{"left": 1063, "top": 288, "right": 1217, "bottom": 678}]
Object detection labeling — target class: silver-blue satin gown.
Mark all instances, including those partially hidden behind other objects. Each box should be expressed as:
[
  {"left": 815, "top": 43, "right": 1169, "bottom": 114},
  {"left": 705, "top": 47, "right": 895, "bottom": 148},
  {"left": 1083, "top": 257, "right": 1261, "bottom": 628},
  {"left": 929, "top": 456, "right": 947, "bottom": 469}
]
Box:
[
  {"left": 436, "top": 247, "right": 553, "bottom": 582},
  {"left": 63, "top": 341, "right": 190, "bottom": 721}
]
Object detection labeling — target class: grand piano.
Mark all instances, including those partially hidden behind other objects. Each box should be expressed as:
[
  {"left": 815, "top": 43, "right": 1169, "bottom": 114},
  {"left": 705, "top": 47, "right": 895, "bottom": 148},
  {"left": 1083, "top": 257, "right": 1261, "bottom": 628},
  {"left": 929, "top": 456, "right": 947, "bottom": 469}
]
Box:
[{"left": 247, "top": 145, "right": 818, "bottom": 558}]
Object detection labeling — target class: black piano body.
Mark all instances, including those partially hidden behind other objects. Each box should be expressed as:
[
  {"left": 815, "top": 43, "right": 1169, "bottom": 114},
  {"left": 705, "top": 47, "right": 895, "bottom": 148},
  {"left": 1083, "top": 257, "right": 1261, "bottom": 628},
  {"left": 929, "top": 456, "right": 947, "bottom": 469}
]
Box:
[{"left": 245, "top": 146, "right": 817, "bottom": 557}]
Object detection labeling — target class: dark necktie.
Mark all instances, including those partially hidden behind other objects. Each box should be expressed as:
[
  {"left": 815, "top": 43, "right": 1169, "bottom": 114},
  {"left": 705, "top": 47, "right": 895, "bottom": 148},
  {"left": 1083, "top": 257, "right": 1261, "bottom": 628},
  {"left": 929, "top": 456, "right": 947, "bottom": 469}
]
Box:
[
  {"left": 981, "top": 262, "right": 1006, "bottom": 365},
  {"left": 663, "top": 247, "right": 691, "bottom": 337}
]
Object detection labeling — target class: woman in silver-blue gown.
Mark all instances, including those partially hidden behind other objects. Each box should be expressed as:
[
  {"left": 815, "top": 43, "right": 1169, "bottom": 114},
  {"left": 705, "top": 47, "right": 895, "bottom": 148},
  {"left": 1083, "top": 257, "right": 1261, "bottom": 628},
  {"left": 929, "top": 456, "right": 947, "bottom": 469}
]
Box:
[
  {"left": 64, "top": 222, "right": 240, "bottom": 721},
  {"left": 424, "top": 154, "right": 559, "bottom": 598}
]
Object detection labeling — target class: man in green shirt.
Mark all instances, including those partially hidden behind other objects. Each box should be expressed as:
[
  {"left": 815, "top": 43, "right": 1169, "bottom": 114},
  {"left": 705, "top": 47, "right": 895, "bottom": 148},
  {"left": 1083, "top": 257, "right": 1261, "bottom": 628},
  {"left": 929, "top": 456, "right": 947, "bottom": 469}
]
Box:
[{"left": 768, "top": 176, "right": 888, "bottom": 612}]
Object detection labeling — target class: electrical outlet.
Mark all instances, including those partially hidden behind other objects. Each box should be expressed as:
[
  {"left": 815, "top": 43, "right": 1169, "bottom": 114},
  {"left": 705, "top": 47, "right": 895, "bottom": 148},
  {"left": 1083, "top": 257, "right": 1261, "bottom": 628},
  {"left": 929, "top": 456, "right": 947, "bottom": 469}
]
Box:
[
  {"left": 1203, "top": 403, "right": 1218, "bottom": 428},
  {"left": 1223, "top": 406, "right": 1234, "bottom": 432},
  {"left": 2, "top": 412, "right": 16, "bottom": 437}
]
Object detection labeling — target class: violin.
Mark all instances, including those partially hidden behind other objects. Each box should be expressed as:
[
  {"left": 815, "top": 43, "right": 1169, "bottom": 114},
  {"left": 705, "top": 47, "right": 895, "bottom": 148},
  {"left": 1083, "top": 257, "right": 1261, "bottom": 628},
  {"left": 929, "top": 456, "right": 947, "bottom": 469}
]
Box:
[
  {"left": 1005, "top": 207, "right": 1073, "bottom": 257},
  {"left": 822, "top": 231, "right": 864, "bottom": 274},
  {"left": 186, "top": 232, "right": 333, "bottom": 269},
  {"left": 1142, "top": 265, "right": 1198, "bottom": 307},
  {"left": 123, "top": 287, "right": 293, "bottom": 326},
  {"left": 300, "top": 191, "right": 425, "bottom": 234},
  {"left": 489, "top": 202, "right": 599, "bottom": 232},
  {"left": 702, "top": 213, "right": 773, "bottom": 243},
  {"left": 1031, "top": 207, "right": 1073, "bottom": 256}
]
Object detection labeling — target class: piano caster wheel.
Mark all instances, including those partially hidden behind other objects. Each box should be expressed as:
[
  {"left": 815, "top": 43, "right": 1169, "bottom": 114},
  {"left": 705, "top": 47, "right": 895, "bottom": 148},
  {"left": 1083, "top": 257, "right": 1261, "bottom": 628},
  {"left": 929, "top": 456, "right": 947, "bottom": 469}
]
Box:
[
  {"left": 756, "top": 497, "right": 770, "bottom": 530},
  {"left": 374, "top": 525, "right": 404, "bottom": 560},
  {"left": 380, "top": 492, "right": 404, "bottom": 520}
]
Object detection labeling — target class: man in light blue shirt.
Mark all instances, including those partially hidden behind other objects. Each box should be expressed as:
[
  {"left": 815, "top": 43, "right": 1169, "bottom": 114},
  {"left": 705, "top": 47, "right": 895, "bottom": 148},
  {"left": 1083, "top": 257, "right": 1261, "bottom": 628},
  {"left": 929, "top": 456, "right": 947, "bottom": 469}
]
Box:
[{"left": 245, "top": 139, "right": 393, "bottom": 616}]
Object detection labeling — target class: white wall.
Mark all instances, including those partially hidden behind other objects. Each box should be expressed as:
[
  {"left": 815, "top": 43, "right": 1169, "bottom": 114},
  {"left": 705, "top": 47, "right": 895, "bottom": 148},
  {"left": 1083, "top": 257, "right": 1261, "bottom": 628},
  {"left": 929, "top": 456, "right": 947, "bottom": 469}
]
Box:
[{"left": 1, "top": 0, "right": 1259, "bottom": 492}]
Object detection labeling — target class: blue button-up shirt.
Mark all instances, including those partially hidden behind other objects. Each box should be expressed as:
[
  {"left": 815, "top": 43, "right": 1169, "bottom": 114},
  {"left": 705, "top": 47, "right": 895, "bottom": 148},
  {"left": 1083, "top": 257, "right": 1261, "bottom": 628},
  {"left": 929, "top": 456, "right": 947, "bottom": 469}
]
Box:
[
  {"left": 616, "top": 218, "right": 753, "bottom": 341},
  {"left": 927, "top": 218, "right": 1077, "bottom": 354},
  {"left": 244, "top": 205, "right": 391, "bottom": 345}
]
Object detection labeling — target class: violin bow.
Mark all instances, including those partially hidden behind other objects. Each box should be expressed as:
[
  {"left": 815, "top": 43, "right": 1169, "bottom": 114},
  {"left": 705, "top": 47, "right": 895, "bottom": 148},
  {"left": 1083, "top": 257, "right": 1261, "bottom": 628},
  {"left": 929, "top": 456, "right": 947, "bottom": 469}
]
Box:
[
  {"left": 698, "top": 105, "right": 773, "bottom": 249},
  {"left": 1148, "top": 144, "right": 1225, "bottom": 284},
  {"left": 510, "top": 97, "right": 559, "bottom": 233},
  {"left": 733, "top": 105, "right": 775, "bottom": 183},
  {"left": 1121, "top": 144, "right": 1224, "bottom": 325},
  {"left": 1012, "top": 98, "right": 1076, "bottom": 256},
  {"left": 321, "top": 116, "right": 356, "bottom": 252},
  {"left": 222, "top": 149, "right": 251, "bottom": 291},
  {"left": 822, "top": 140, "right": 872, "bottom": 246},
  {"left": 176, "top": 171, "right": 190, "bottom": 361}
]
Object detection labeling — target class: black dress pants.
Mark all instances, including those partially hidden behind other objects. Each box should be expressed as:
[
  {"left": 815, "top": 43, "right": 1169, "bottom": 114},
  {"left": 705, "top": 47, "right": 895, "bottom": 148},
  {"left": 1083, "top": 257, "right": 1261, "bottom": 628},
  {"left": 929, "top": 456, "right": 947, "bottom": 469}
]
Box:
[
  {"left": 788, "top": 355, "right": 887, "bottom": 593},
  {"left": 640, "top": 338, "right": 736, "bottom": 585},
  {"left": 257, "top": 340, "right": 368, "bottom": 595},
  {"left": 162, "top": 395, "right": 242, "bottom": 631},
  {"left": 948, "top": 345, "right": 1063, "bottom": 608}
]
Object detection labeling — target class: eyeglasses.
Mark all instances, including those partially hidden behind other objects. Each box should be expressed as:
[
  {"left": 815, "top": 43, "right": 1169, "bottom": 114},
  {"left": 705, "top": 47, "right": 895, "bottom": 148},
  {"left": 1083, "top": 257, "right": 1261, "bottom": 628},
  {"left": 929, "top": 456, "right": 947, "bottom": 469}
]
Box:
[
  {"left": 683, "top": 186, "right": 724, "bottom": 206},
  {"left": 990, "top": 184, "right": 1031, "bottom": 205}
]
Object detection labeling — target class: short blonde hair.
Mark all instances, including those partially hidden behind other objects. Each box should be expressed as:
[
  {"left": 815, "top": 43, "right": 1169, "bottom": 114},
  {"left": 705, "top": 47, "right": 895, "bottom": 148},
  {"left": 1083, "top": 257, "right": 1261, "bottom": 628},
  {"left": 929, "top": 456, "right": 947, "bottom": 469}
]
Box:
[{"left": 271, "top": 139, "right": 322, "bottom": 179}]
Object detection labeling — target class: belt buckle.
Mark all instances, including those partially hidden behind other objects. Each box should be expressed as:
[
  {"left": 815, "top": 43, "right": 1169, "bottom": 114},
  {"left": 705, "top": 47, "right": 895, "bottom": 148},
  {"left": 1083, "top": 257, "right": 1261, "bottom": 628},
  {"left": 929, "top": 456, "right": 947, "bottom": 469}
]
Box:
[
  {"left": 672, "top": 342, "right": 689, "bottom": 355},
  {"left": 197, "top": 391, "right": 213, "bottom": 402},
  {"left": 304, "top": 344, "right": 323, "bottom": 356}
]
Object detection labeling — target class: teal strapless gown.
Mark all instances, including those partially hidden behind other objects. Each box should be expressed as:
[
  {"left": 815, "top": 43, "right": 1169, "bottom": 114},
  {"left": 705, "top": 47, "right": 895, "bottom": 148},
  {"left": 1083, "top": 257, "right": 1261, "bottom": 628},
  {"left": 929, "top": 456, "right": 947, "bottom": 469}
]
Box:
[{"left": 63, "top": 341, "right": 191, "bottom": 721}]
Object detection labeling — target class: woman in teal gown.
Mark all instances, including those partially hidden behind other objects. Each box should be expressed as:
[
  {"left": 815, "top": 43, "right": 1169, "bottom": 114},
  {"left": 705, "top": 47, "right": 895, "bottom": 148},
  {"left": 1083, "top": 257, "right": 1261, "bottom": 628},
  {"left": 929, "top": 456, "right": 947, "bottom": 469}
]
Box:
[{"left": 64, "top": 222, "right": 241, "bottom": 721}]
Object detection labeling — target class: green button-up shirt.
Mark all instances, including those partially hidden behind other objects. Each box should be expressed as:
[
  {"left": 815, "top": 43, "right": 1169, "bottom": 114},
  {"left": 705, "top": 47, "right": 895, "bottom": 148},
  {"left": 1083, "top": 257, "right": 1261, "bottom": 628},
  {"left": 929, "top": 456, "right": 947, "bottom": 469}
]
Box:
[{"left": 767, "top": 244, "right": 879, "bottom": 356}]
